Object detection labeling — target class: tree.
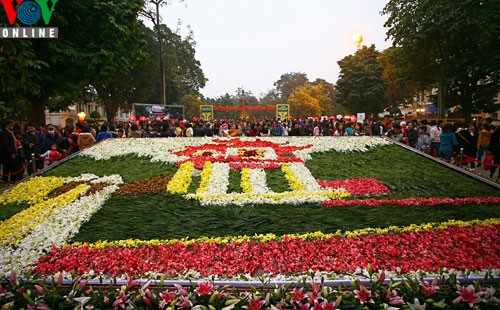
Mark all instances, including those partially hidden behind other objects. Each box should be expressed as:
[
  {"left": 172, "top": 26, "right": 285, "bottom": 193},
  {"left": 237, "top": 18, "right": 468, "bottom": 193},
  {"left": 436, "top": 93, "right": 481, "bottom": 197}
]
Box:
[
  {"left": 378, "top": 47, "right": 420, "bottom": 110},
  {"left": 382, "top": 0, "right": 500, "bottom": 122},
  {"left": 178, "top": 94, "right": 203, "bottom": 119},
  {"left": 0, "top": 0, "right": 147, "bottom": 124},
  {"left": 273, "top": 72, "right": 308, "bottom": 101},
  {"left": 310, "top": 78, "right": 336, "bottom": 115},
  {"left": 336, "top": 45, "right": 386, "bottom": 115},
  {"left": 287, "top": 84, "right": 323, "bottom": 118},
  {"left": 259, "top": 90, "right": 281, "bottom": 106}
]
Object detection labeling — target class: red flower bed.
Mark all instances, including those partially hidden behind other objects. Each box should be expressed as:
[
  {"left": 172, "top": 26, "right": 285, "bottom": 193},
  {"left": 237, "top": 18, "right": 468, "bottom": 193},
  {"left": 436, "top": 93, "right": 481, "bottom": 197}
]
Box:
[
  {"left": 322, "top": 197, "right": 500, "bottom": 208},
  {"left": 34, "top": 225, "right": 500, "bottom": 277},
  {"left": 318, "top": 178, "right": 391, "bottom": 196}
]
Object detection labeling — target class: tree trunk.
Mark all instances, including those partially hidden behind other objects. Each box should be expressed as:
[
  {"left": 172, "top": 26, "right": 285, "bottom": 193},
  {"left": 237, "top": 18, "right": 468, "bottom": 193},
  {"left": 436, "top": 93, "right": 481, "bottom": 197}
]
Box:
[
  {"left": 105, "top": 102, "right": 118, "bottom": 124},
  {"left": 461, "top": 88, "right": 473, "bottom": 124},
  {"left": 28, "top": 97, "right": 48, "bottom": 125}
]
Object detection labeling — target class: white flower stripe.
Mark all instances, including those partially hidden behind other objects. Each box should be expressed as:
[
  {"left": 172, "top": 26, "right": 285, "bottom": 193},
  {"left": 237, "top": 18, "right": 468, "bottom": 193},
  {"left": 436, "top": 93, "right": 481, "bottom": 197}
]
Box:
[
  {"left": 249, "top": 169, "right": 271, "bottom": 194},
  {"left": 185, "top": 190, "right": 350, "bottom": 206},
  {"left": 288, "top": 163, "right": 322, "bottom": 192},
  {"left": 205, "top": 163, "right": 230, "bottom": 195}
]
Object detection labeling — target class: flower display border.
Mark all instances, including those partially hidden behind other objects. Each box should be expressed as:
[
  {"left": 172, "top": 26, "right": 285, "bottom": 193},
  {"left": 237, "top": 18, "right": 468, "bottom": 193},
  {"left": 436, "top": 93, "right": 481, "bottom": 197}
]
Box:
[{"left": 0, "top": 136, "right": 499, "bottom": 299}]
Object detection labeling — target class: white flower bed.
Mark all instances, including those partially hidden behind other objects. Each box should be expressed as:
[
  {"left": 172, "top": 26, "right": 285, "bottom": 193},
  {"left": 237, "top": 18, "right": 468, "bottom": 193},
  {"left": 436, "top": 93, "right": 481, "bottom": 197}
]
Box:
[{"left": 81, "top": 137, "right": 390, "bottom": 164}]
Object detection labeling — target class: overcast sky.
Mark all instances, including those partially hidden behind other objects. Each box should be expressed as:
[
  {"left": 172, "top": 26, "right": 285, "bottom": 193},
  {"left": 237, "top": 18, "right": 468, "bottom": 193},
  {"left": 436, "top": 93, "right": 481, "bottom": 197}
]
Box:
[{"left": 159, "top": 0, "right": 392, "bottom": 99}]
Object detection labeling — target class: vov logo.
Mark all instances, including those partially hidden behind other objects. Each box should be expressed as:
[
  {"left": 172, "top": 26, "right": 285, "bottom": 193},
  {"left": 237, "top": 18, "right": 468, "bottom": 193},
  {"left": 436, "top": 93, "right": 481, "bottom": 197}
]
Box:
[
  {"left": 1, "top": 0, "right": 58, "bottom": 38},
  {"left": 1, "top": 0, "right": 58, "bottom": 25}
]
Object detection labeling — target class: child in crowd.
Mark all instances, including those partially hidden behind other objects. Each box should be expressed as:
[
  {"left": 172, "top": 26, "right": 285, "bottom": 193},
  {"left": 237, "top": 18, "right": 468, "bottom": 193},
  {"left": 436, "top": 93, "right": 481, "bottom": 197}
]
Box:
[
  {"left": 416, "top": 125, "right": 430, "bottom": 153},
  {"left": 41, "top": 143, "right": 63, "bottom": 166}
]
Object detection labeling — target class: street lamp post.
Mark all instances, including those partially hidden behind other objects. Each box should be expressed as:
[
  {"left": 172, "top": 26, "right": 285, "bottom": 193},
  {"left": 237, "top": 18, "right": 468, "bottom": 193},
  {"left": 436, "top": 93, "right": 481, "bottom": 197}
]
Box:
[{"left": 157, "top": 1, "right": 166, "bottom": 106}]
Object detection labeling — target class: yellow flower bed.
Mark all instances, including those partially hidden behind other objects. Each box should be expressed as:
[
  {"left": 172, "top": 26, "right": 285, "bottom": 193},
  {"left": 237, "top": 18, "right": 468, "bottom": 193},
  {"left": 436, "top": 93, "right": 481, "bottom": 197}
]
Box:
[
  {"left": 0, "top": 184, "right": 87, "bottom": 246},
  {"left": 71, "top": 218, "right": 500, "bottom": 250},
  {"left": 196, "top": 161, "right": 213, "bottom": 194},
  {"left": 240, "top": 168, "right": 252, "bottom": 193},
  {"left": 167, "top": 162, "right": 194, "bottom": 194},
  {"left": 281, "top": 163, "right": 306, "bottom": 191},
  {"left": 0, "top": 176, "right": 69, "bottom": 205}
]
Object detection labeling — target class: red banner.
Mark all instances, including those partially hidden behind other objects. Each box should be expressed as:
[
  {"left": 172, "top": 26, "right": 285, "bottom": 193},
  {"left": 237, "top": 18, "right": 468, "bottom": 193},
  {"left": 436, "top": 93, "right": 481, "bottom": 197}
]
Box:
[{"left": 213, "top": 105, "right": 276, "bottom": 111}]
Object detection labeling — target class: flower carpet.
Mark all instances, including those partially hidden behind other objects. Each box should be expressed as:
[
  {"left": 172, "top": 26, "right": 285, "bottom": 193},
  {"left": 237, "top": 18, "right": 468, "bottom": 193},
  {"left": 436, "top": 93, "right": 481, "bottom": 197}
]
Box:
[{"left": 0, "top": 136, "right": 499, "bottom": 309}]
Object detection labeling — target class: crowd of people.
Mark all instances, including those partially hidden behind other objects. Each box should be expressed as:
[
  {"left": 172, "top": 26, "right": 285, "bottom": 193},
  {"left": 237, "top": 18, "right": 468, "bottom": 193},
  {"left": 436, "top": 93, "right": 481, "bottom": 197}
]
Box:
[{"left": 1, "top": 116, "right": 499, "bottom": 183}]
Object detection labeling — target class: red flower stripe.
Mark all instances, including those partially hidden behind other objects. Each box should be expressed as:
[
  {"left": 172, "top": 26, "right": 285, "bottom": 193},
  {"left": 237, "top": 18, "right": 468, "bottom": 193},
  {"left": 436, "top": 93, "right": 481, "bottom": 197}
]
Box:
[
  {"left": 322, "top": 197, "right": 500, "bottom": 208},
  {"left": 34, "top": 225, "right": 500, "bottom": 277},
  {"left": 318, "top": 179, "right": 391, "bottom": 196}
]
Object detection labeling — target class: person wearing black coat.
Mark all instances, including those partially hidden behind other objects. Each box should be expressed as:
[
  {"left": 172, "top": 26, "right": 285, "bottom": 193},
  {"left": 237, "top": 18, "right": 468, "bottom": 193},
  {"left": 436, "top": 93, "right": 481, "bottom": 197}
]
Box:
[
  {"left": 0, "top": 119, "right": 18, "bottom": 182},
  {"left": 22, "top": 124, "right": 43, "bottom": 174},
  {"left": 456, "top": 123, "right": 478, "bottom": 171},
  {"left": 487, "top": 125, "right": 500, "bottom": 179}
]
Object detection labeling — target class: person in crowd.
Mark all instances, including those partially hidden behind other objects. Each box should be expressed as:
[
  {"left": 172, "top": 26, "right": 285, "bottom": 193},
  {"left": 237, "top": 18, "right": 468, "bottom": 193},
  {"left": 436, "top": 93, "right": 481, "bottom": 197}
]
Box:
[
  {"left": 66, "top": 126, "right": 80, "bottom": 154},
  {"left": 77, "top": 126, "right": 96, "bottom": 149},
  {"left": 219, "top": 123, "right": 230, "bottom": 137},
  {"left": 352, "top": 122, "right": 365, "bottom": 136},
  {"left": 117, "top": 128, "right": 126, "bottom": 138},
  {"left": 415, "top": 125, "right": 430, "bottom": 153},
  {"left": 128, "top": 123, "right": 143, "bottom": 138},
  {"left": 42, "top": 124, "right": 65, "bottom": 154},
  {"left": 345, "top": 122, "right": 354, "bottom": 135},
  {"left": 399, "top": 121, "right": 407, "bottom": 136},
  {"left": 96, "top": 124, "right": 114, "bottom": 142},
  {"left": 477, "top": 123, "right": 494, "bottom": 167},
  {"left": 41, "top": 143, "right": 64, "bottom": 166},
  {"left": 22, "top": 123, "right": 43, "bottom": 174},
  {"left": 487, "top": 125, "right": 500, "bottom": 180},
  {"left": 193, "top": 122, "right": 204, "bottom": 137},
  {"left": 248, "top": 123, "right": 258, "bottom": 137},
  {"left": 176, "top": 122, "right": 185, "bottom": 137},
  {"left": 404, "top": 121, "right": 419, "bottom": 147},
  {"left": 322, "top": 122, "right": 332, "bottom": 136},
  {"left": 260, "top": 124, "right": 271, "bottom": 137},
  {"left": 439, "top": 122, "right": 458, "bottom": 162},
  {"left": 455, "top": 123, "right": 478, "bottom": 172},
  {"left": 370, "top": 120, "right": 384, "bottom": 136},
  {"left": 202, "top": 122, "right": 214, "bottom": 137},
  {"left": 333, "top": 122, "right": 347, "bottom": 136},
  {"left": 0, "top": 119, "right": 19, "bottom": 182},
  {"left": 282, "top": 122, "right": 290, "bottom": 136},
  {"left": 273, "top": 121, "right": 284, "bottom": 136},
  {"left": 159, "top": 122, "right": 176, "bottom": 137},
  {"left": 185, "top": 123, "right": 194, "bottom": 137},
  {"left": 313, "top": 123, "right": 321, "bottom": 136},
  {"left": 385, "top": 122, "right": 404, "bottom": 142},
  {"left": 228, "top": 123, "right": 240, "bottom": 137},
  {"left": 429, "top": 120, "right": 442, "bottom": 157},
  {"left": 142, "top": 124, "right": 157, "bottom": 138},
  {"left": 13, "top": 130, "right": 26, "bottom": 178},
  {"left": 302, "top": 121, "right": 312, "bottom": 136},
  {"left": 289, "top": 122, "right": 302, "bottom": 136}
]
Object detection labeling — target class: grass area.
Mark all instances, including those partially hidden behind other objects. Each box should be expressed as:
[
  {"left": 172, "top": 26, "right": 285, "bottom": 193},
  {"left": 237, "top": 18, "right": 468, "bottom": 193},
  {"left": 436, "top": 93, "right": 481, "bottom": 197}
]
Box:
[
  {"left": 43, "top": 154, "right": 177, "bottom": 183},
  {"left": 0, "top": 202, "right": 28, "bottom": 221},
  {"left": 71, "top": 193, "right": 500, "bottom": 242},
  {"left": 307, "top": 144, "right": 497, "bottom": 198},
  {"left": 266, "top": 168, "right": 289, "bottom": 192},
  {"left": 227, "top": 169, "right": 242, "bottom": 193}
]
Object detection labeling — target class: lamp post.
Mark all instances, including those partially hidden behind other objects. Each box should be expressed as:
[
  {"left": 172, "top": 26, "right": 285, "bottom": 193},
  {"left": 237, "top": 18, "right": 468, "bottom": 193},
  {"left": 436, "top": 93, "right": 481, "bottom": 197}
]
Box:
[
  {"left": 151, "top": 0, "right": 167, "bottom": 106},
  {"left": 77, "top": 111, "right": 86, "bottom": 124},
  {"left": 436, "top": 58, "right": 445, "bottom": 120}
]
